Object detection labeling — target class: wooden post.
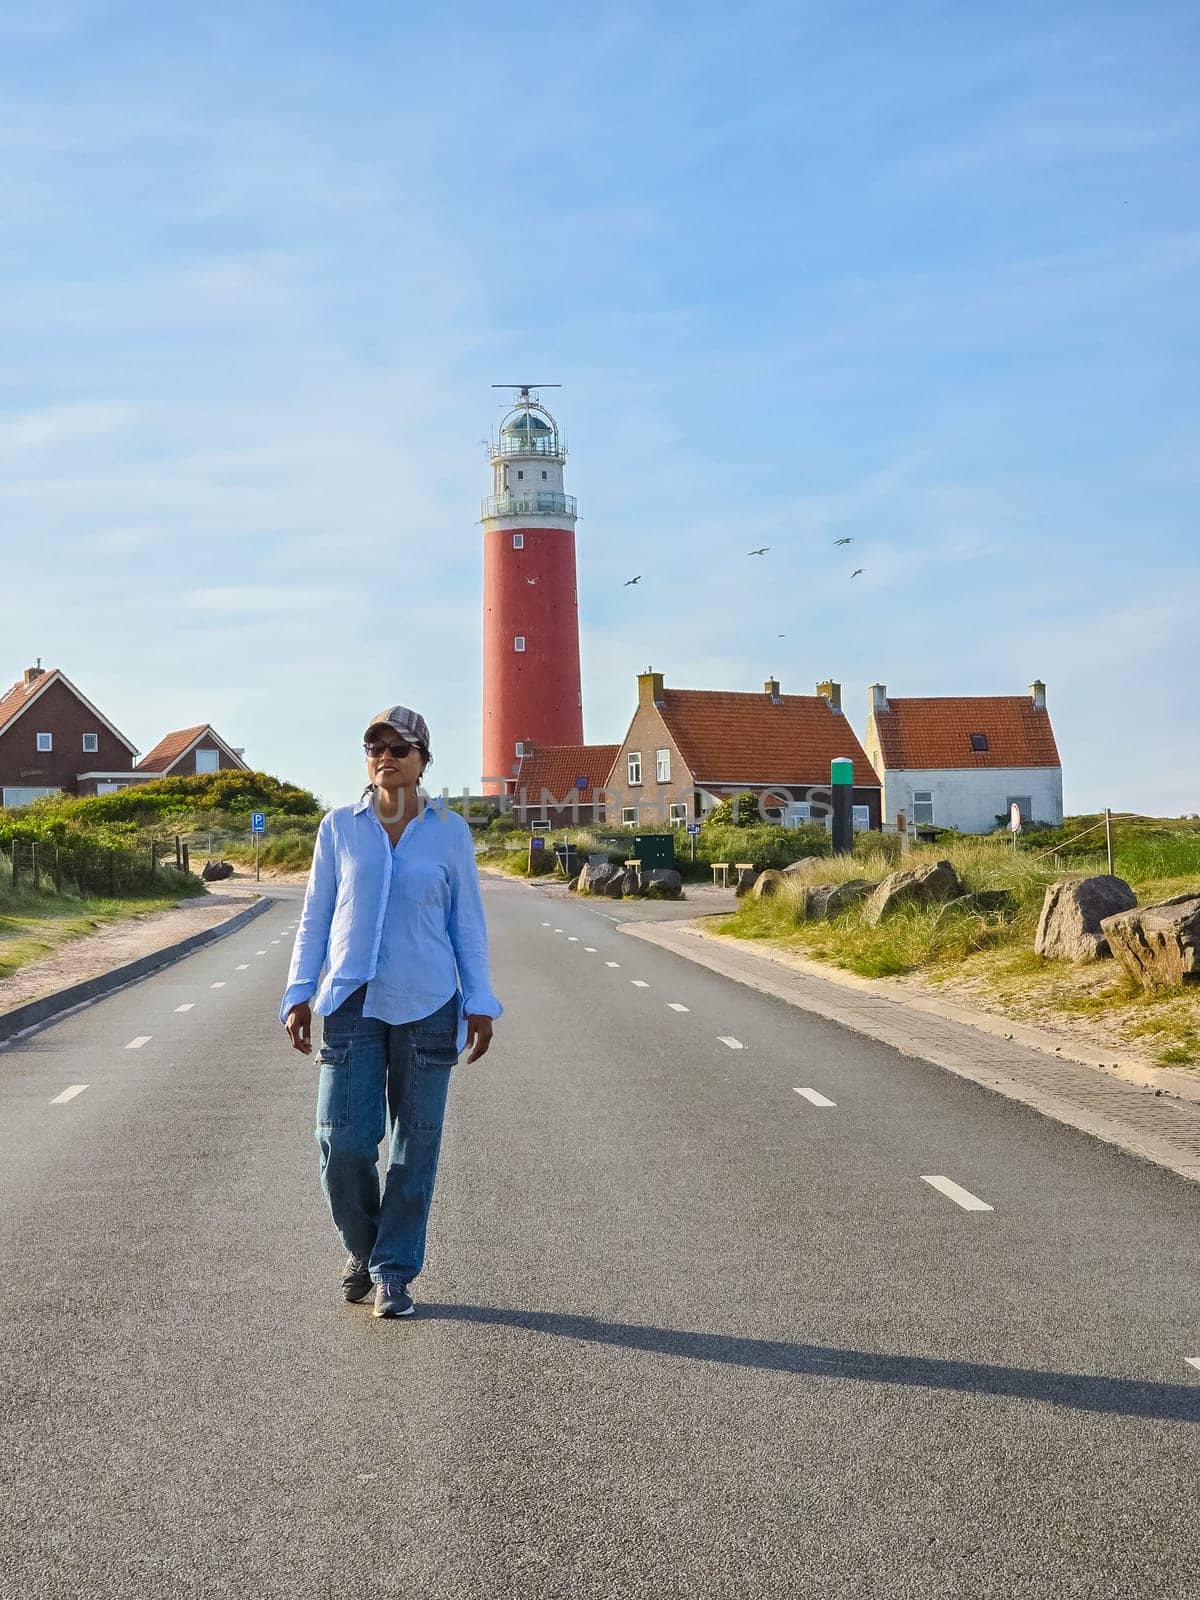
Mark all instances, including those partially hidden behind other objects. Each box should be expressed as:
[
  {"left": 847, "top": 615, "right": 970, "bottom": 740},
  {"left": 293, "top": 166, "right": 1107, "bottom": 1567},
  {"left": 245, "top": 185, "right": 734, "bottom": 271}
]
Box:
[
  {"left": 175, "top": 834, "right": 182, "bottom": 869},
  {"left": 30, "top": 841, "right": 38, "bottom": 891},
  {"left": 151, "top": 840, "right": 158, "bottom": 878},
  {"left": 108, "top": 851, "right": 116, "bottom": 896},
  {"left": 11, "top": 843, "right": 17, "bottom": 889},
  {"left": 182, "top": 842, "right": 190, "bottom": 875},
  {"left": 54, "top": 847, "right": 62, "bottom": 892}
]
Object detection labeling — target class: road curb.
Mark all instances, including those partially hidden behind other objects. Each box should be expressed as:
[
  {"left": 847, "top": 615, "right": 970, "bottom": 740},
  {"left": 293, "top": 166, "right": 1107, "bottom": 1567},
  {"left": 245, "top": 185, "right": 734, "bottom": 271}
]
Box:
[{"left": 0, "top": 895, "right": 277, "bottom": 1045}]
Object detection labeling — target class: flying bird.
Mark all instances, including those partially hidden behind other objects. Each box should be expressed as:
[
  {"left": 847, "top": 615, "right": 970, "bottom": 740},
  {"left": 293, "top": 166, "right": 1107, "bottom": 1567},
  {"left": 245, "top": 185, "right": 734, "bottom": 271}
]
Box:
[
  {"left": 833, "top": 537, "right": 853, "bottom": 546},
  {"left": 850, "top": 568, "right": 864, "bottom": 579},
  {"left": 624, "top": 575, "right": 642, "bottom": 586},
  {"left": 747, "top": 546, "right": 770, "bottom": 556},
  {"left": 777, "top": 633, "right": 786, "bottom": 638}
]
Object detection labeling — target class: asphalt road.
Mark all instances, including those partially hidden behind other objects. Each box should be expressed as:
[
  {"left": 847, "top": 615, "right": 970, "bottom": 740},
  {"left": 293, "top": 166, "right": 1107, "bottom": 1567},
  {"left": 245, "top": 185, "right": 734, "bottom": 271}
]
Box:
[{"left": 1, "top": 875, "right": 1197, "bottom": 1600}]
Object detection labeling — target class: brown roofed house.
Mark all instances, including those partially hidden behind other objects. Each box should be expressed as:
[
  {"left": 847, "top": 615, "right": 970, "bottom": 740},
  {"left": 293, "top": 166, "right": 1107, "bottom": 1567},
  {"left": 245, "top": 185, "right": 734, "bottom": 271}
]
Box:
[
  {"left": 0, "top": 665, "right": 139, "bottom": 806},
  {"left": 509, "top": 742, "right": 622, "bottom": 827},
  {"left": 864, "top": 680, "right": 1063, "bottom": 834},
  {"left": 137, "top": 724, "right": 250, "bottom": 779},
  {"left": 606, "top": 670, "right": 881, "bottom": 831}
]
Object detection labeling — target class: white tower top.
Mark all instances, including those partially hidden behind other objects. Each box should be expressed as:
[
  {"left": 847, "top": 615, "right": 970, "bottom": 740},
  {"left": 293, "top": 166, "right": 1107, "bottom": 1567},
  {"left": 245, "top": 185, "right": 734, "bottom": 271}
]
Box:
[{"left": 481, "top": 386, "right": 577, "bottom": 526}]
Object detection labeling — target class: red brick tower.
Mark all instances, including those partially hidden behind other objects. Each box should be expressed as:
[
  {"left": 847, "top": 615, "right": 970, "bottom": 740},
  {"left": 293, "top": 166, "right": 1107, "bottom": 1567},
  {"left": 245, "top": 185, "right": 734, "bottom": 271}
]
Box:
[{"left": 481, "top": 388, "right": 583, "bottom": 794}]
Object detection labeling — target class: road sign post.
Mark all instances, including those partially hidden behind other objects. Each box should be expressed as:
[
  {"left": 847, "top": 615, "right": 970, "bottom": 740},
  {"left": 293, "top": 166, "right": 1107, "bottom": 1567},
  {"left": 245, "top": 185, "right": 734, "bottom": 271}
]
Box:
[
  {"left": 251, "top": 811, "right": 266, "bottom": 882},
  {"left": 686, "top": 821, "right": 701, "bottom": 863}
]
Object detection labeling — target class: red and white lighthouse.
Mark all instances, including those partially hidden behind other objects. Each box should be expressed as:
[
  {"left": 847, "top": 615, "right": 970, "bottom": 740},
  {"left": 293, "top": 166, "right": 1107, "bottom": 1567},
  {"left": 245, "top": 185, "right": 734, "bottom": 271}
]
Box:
[{"left": 481, "top": 388, "right": 583, "bottom": 795}]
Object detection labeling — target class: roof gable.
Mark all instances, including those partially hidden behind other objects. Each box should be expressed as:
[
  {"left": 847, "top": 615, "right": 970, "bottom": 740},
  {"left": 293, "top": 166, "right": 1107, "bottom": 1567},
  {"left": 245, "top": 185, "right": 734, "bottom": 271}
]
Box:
[
  {"left": 0, "top": 668, "right": 139, "bottom": 755},
  {"left": 137, "top": 724, "right": 246, "bottom": 774},
  {"left": 871, "top": 696, "right": 1061, "bottom": 770},
  {"left": 654, "top": 689, "right": 879, "bottom": 787}
]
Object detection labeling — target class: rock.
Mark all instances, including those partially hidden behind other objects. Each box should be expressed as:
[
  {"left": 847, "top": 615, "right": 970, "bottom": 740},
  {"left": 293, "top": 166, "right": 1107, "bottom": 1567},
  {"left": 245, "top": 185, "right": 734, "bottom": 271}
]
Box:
[
  {"left": 734, "top": 866, "right": 759, "bottom": 896},
  {"left": 863, "top": 860, "right": 963, "bottom": 925},
  {"left": 640, "top": 868, "right": 683, "bottom": 899},
  {"left": 201, "top": 860, "right": 235, "bottom": 881},
  {"left": 1034, "top": 875, "right": 1137, "bottom": 961},
  {"left": 1100, "top": 894, "right": 1200, "bottom": 990},
  {"left": 807, "top": 879, "right": 872, "bottom": 921},
  {"left": 750, "top": 869, "right": 784, "bottom": 899},
  {"left": 619, "top": 867, "right": 641, "bottom": 897},
  {"left": 601, "top": 873, "right": 625, "bottom": 898},
  {"left": 579, "top": 861, "right": 622, "bottom": 895}
]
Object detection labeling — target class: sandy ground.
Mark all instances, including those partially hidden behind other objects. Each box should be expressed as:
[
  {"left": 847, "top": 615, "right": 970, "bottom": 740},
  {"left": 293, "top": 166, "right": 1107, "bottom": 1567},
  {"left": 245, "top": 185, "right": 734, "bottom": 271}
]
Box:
[{"left": 0, "top": 887, "right": 263, "bottom": 1013}]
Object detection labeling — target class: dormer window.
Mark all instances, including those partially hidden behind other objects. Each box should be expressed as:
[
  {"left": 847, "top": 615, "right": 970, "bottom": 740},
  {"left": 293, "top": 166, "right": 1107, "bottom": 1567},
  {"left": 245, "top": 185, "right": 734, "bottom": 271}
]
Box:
[{"left": 969, "top": 733, "right": 988, "bottom": 752}]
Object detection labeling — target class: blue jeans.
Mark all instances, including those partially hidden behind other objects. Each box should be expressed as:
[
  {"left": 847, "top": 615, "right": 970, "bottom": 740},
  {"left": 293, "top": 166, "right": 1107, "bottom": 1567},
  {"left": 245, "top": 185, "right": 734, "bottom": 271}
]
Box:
[{"left": 314, "top": 986, "right": 459, "bottom": 1286}]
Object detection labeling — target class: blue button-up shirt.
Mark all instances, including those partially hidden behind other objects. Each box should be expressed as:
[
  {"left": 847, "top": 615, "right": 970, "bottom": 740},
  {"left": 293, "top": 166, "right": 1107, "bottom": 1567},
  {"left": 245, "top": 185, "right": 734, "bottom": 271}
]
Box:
[{"left": 280, "top": 791, "right": 502, "bottom": 1054}]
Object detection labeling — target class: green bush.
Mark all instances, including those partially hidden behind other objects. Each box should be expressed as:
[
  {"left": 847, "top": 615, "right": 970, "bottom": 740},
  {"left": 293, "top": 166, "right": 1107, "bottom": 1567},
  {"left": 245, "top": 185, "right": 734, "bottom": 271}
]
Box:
[{"left": 704, "top": 792, "right": 768, "bottom": 827}]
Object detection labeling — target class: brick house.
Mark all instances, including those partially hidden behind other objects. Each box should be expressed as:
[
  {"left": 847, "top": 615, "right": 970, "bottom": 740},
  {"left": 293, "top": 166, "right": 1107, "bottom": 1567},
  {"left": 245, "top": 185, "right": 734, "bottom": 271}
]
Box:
[
  {"left": 0, "top": 665, "right": 139, "bottom": 807},
  {"left": 603, "top": 670, "right": 882, "bottom": 830},
  {"left": 508, "top": 742, "right": 621, "bottom": 827},
  {"left": 863, "top": 680, "right": 1063, "bottom": 834},
  {"left": 135, "top": 724, "right": 249, "bottom": 780}
]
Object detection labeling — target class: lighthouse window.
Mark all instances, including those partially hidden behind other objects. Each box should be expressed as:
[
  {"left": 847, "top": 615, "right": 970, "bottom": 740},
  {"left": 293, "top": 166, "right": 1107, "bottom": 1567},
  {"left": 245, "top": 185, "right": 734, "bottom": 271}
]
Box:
[
  {"left": 514, "top": 636, "right": 526, "bottom": 652},
  {"left": 512, "top": 533, "right": 524, "bottom": 549},
  {"left": 517, "top": 470, "right": 524, "bottom": 480},
  {"left": 541, "top": 470, "right": 547, "bottom": 479}
]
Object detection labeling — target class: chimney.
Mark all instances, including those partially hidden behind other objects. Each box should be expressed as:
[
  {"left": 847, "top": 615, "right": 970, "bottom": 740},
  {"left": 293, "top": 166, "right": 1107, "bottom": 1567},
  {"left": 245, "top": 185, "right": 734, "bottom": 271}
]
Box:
[
  {"left": 764, "top": 677, "right": 781, "bottom": 702},
  {"left": 1030, "top": 679, "right": 1046, "bottom": 710},
  {"left": 23, "top": 665, "right": 44, "bottom": 687},
  {"left": 817, "top": 679, "right": 842, "bottom": 714},
  {"left": 637, "top": 668, "right": 665, "bottom": 707},
  {"left": 870, "top": 683, "right": 889, "bottom": 714}
]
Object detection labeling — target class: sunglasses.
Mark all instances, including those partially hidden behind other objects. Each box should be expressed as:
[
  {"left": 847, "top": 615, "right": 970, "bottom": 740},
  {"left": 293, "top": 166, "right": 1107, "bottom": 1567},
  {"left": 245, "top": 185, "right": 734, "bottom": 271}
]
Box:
[{"left": 364, "top": 737, "right": 424, "bottom": 760}]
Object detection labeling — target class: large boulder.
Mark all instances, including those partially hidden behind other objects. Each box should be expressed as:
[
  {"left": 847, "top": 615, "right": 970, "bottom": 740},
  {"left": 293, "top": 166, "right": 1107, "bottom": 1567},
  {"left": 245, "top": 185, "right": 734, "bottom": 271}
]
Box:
[
  {"left": 640, "top": 868, "right": 683, "bottom": 900},
  {"left": 734, "top": 865, "right": 760, "bottom": 897},
  {"left": 1034, "top": 875, "right": 1137, "bottom": 961},
  {"left": 863, "top": 860, "right": 963, "bottom": 926},
  {"left": 601, "top": 872, "right": 625, "bottom": 898},
  {"left": 750, "top": 869, "right": 784, "bottom": 899},
  {"left": 619, "top": 867, "right": 641, "bottom": 897},
  {"left": 201, "top": 859, "right": 235, "bottom": 882},
  {"left": 579, "top": 861, "right": 622, "bottom": 895},
  {"left": 807, "top": 879, "right": 873, "bottom": 921},
  {"left": 1101, "top": 894, "right": 1200, "bottom": 990}
]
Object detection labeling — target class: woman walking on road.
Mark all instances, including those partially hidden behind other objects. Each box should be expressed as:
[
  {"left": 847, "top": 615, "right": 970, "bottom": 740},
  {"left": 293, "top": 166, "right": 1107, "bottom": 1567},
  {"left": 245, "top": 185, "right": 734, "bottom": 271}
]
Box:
[{"left": 281, "top": 705, "right": 502, "bottom": 1319}]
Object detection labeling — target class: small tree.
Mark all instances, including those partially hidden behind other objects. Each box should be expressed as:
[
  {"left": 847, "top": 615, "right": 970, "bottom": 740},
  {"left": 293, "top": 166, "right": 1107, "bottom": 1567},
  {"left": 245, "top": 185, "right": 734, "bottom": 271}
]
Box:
[{"left": 703, "top": 792, "right": 765, "bottom": 828}]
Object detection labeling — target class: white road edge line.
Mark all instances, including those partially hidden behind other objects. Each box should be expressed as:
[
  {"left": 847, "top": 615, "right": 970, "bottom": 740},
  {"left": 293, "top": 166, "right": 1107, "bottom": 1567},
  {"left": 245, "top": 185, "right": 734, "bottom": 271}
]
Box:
[
  {"left": 668, "top": 1002, "right": 690, "bottom": 1012},
  {"left": 125, "top": 1036, "right": 152, "bottom": 1050},
  {"left": 1185, "top": 1357, "right": 1200, "bottom": 1374},
  {"left": 175, "top": 1004, "right": 195, "bottom": 1013},
  {"left": 51, "top": 1085, "right": 89, "bottom": 1104},
  {"left": 921, "top": 1175, "right": 994, "bottom": 1212},
  {"left": 794, "top": 1087, "right": 836, "bottom": 1107},
  {"left": 717, "top": 1036, "right": 744, "bottom": 1050}
]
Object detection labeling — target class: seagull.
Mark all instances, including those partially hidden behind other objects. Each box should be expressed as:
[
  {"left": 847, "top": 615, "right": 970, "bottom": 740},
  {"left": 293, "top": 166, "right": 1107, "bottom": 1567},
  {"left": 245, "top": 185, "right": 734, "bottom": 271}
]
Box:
[
  {"left": 777, "top": 633, "right": 786, "bottom": 638},
  {"left": 834, "top": 537, "right": 853, "bottom": 546},
  {"left": 624, "top": 575, "right": 642, "bottom": 586},
  {"left": 747, "top": 546, "right": 770, "bottom": 556},
  {"left": 850, "top": 568, "right": 864, "bottom": 579},
  {"left": 526, "top": 577, "right": 537, "bottom": 585}
]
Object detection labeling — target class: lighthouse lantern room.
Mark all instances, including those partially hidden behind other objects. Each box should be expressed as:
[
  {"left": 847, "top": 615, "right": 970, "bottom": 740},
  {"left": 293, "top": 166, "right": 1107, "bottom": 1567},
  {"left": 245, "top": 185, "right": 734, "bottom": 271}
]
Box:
[{"left": 480, "top": 387, "right": 584, "bottom": 796}]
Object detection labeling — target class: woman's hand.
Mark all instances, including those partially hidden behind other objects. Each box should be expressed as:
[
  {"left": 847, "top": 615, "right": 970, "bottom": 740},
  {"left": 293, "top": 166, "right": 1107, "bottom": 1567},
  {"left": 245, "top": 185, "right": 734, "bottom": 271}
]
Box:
[
  {"left": 465, "top": 1014, "right": 494, "bottom": 1063},
  {"left": 285, "top": 1002, "right": 313, "bottom": 1054}
]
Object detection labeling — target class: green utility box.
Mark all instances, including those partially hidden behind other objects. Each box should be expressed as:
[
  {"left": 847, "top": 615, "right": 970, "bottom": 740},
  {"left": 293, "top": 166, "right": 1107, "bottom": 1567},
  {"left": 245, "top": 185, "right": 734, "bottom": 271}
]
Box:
[{"left": 631, "top": 833, "right": 676, "bottom": 869}]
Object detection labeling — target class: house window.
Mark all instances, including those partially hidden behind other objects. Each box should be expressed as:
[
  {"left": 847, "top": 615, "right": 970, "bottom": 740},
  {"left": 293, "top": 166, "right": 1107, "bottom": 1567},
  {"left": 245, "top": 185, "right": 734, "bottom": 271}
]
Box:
[
  {"left": 541, "top": 470, "right": 547, "bottom": 480},
  {"left": 82, "top": 733, "right": 99, "bottom": 753},
  {"left": 912, "top": 790, "right": 934, "bottom": 825},
  {"left": 512, "top": 533, "right": 524, "bottom": 549},
  {"left": 969, "top": 733, "right": 988, "bottom": 752},
  {"left": 655, "top": 747, "right": 671, "bottom": 783},
  {"left": 669, "top": 802, "right": 687, "bottom": 826},
  {"left": 514, "top": 741, "right": 525, "bottom": 757},
  {"left": 195, "top": 748, "right": 220, "bottom": 774},
  {"left": 627, "top": 752, "right": 642, "bottom": 785},
  {"left": 784, "top": 802, "right": 812, "bottom": 827},
  {"left": 514, "top": 636, "right": 526, "bottom": 652},
  {"left": 621, "top": 807, "right": 638, "bottom": 825},
  {"left": 36, "top": 732, "right": 52, "bottom": 752},
  {"left": 852, "top": 805, "right": 871, "bottom": 832},
  {"left": 517, "top": 470, "right": 524, "bottom": 480}
]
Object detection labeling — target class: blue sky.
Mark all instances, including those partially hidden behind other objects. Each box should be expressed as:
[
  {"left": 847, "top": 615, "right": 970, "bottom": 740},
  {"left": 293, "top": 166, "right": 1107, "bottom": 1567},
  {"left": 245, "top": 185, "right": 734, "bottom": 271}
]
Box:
[{"left": 2, "top": 1, "right": 1197, "bottom": 814}]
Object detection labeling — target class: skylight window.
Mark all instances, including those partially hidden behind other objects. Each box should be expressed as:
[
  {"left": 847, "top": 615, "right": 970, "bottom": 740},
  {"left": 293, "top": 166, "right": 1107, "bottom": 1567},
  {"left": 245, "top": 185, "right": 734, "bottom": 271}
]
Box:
[{"left": 969, "top": 733, "right": 988, "bottom": 752}]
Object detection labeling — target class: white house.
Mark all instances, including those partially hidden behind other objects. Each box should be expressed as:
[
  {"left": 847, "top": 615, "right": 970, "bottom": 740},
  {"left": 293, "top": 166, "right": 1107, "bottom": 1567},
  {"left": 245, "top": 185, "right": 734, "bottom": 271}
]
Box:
[{"left": 863, "top": 680, "right": 1063, "bottom": 834}]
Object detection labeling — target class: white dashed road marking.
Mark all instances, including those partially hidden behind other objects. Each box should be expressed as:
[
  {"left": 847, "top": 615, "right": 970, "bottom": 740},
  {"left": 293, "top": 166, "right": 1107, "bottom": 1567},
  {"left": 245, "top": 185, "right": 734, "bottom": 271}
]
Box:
[
  {"left": 236, "top": 964, "right": 249, "bottom": 970},
  {"left": 256, "top": 950, "right": 267, "bottom": 955},
  {"left": 51, "top": 1085, "right": 89, "bottom": 1104},
  {"left": 541, "top": 922, "right": 551, "bottom": 926},
  {"left": 567, "top": 936, "right": 579, "bottom": 942},
  {"left": 794, "top": 1087, "right": 836, "bottom": 1108},
  {"left": 125, "top": 1036, "right": 151, "bottom": 1050},
  {"left": 631, "top": 980, "right": 650, "bottom": 988},
  {"left": 554, "top": 928, "right": 564, "bottom": 933},
  {"left": 667, "top": 1002, "right": 690, "bottom": 1012},
  {"left": 605, "top": 961, "right": 620, "bottom": 968},
  {"left": 921, "top": 1175, "right": 994, "bottom": 1212},
  {"left": 717, "top": 1036, "right": 744, "bottom": 1050},
  {"left": 210, "top": 982, "right": 226, "bottom": 989},
  {"left": 584, "top": 946, "right": 596, "bottom": 952},
  {"left": 175, "top": 1004, "right": 194, "bottom": 1013}
]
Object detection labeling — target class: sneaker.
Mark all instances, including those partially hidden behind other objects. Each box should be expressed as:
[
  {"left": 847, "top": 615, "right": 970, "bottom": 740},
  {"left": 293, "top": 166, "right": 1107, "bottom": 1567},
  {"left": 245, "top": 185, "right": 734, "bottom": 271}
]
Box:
[
  {"left": 341, "top": 1255, "right": 373, "bottom": 1303},
  {"left": 373, "top": 1279, "right": 415, "bottom": 1319}
]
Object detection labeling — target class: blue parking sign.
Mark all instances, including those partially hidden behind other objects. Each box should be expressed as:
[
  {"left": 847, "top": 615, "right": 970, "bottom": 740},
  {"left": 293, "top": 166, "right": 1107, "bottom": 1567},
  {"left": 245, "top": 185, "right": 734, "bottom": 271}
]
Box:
[
  {"left": 250, "top": 811, "right": 266, "bottom": 835},
  {"left": 686, "top": 823, "right": 701, "bottom": 835}
]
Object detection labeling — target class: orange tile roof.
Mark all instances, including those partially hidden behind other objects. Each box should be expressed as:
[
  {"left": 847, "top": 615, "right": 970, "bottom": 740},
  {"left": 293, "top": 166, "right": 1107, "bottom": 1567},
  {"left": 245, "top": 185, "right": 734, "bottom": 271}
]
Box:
[
  {"left": 872, "top": 696, "right": 1061, "bottom": 770},
  {"left": 0, "top": 668, "right": 62, "bottom": 733},
  {"left": 658, "top": 689, "right": 879, "bottom": 786},
  {"left": 513, "top": 743, "right": 621, "bottom": 801},
  {"left": 137, "top": 725, "right": 210, "bottom": 773}
]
